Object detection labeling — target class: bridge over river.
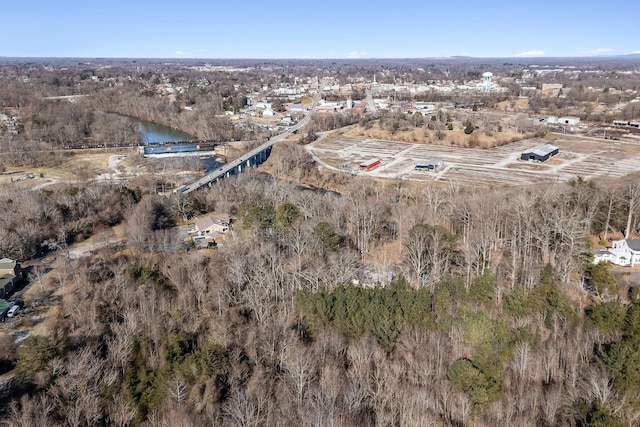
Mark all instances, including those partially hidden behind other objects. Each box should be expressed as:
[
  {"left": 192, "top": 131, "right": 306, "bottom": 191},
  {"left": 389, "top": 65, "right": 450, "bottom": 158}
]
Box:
[{"left": 179, "top": 83, "right": 322, "bottom": 194}]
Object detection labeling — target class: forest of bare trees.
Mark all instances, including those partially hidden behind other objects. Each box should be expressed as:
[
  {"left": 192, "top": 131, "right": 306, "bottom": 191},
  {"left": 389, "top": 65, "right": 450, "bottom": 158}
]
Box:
[
  {"left": 0, "top": 155, "right": 639, "bottom": 425},
  {"left": 2, "top": 58, "right": 640, "bottom": 426}
]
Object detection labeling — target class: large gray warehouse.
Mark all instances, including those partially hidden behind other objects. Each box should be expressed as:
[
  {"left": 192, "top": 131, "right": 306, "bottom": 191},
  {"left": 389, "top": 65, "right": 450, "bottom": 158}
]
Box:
[{"left": 520, "top": 144, "right": 559, "bottom": 162}]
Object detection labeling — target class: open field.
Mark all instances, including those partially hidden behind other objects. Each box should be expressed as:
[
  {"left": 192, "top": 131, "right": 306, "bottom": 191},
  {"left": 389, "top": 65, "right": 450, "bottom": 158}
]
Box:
[{"left": 308, "top": 136, "right": 640, "bottom": 187}]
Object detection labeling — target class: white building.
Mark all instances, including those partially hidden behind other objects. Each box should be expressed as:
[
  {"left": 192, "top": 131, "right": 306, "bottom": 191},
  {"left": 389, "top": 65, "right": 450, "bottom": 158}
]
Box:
[
  {"left": 594, "top": 239, "right": 640, "bottom": 267},
  {"left": 482, "top": 72, "right": 493, "bottom": 92},
  {"left": 557, "top": 116, "right": 580, "bottom": 126}
]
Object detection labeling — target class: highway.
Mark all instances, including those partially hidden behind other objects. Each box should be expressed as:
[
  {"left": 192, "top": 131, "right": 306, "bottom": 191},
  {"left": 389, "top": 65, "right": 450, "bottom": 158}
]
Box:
[{"left": 181, "top": 81, "right": 322, "bottom": 194}]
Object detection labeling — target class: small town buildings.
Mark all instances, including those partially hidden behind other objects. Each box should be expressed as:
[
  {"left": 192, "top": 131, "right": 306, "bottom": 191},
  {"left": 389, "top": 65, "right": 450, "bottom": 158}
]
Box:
[
  {"left": 520, "top": 144, "right": 559, "bottom": 162},
  {"left": 593, "top": 239, "right": 640, "bottom": 267},
  {"left": 360, "top": 158, "right": 381, "bottom": 170}
]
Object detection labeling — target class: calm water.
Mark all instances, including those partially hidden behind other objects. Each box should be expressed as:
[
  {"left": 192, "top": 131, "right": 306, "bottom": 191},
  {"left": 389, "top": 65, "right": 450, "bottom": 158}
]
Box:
[
  {"left": 111, "top": 113, "right": 196, "bottom": 144},
  {"left": 133, "top": 118, "right": 196, "bottom": 144}
]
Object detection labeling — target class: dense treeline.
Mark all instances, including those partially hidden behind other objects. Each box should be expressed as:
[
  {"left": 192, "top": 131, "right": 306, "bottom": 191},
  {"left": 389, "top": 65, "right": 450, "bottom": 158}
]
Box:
[{"left": 1, "top": 161, "right": 640, "bottom": 425}]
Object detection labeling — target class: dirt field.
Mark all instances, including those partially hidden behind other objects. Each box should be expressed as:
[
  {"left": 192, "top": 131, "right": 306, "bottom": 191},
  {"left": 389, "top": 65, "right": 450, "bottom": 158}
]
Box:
[
  {"left": 308, "top": 135, "right": 640, "bottom": 187},
  {"left": 0, "top": 148, "right": 138, "bottom": 189}
]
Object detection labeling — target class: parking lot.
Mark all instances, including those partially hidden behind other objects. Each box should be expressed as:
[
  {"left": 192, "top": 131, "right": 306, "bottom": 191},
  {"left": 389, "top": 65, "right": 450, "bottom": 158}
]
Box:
[{"left": 308, "top": 136, "right": 640, "bottom": 187}]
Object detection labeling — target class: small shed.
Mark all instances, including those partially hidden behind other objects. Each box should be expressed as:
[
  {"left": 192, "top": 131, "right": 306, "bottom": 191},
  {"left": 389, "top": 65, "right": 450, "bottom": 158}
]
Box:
[
  {"left": 520, "top": 144, "right": 559, "bottom": 162},
  {"left": 360, "top": 158, "right": 381, "bottom": 170}
]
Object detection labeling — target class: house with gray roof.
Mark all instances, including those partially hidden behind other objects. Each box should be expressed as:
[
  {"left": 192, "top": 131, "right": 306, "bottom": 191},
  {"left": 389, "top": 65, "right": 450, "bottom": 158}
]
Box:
[
  {"left": 195, "top": 213, "right": 230, "bottom": 235},
  {"left": 593, "top": 239, "right": 640, "bottom": 267}
]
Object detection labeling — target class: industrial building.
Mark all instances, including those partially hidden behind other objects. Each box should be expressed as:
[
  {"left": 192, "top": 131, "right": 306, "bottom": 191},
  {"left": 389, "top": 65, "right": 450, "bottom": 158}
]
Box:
[
  {"left": 415, "top": 159, "right": 445, "bottom": 172},
  {"left": 520, "top": 144, "right": 559, "bottom": 162}
]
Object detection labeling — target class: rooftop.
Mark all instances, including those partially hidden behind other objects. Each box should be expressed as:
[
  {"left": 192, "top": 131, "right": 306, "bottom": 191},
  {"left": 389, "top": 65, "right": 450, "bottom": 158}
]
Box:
[
  {"left": 523, "top": 144, "right": 559, "bottom": 157},
  {"left": 195, "top": 213, "right": 230, "bottom": 231},
  {"left": 626, "top": 239, "right": 640, "bottom": 251},
  {"left": 0, "top": 273, "right": 15, "bottom": 288},
  {"left": 0, "top": 258, "right": 17, "bottom": 271}
]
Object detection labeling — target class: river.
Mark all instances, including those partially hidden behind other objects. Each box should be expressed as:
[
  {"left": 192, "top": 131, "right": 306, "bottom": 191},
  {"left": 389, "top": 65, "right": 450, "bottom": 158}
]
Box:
[
  {"left": 126, "top": 116, "right": 196, "bottom": 144},
  {"left": 119, "top": 115, "right": 223, "bottom": 172}
]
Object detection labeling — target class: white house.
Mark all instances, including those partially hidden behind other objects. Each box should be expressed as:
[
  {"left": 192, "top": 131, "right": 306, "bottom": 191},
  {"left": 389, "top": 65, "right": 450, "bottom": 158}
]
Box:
[{"left": 593, "top": 239, "right": 640, "bottom": 267}]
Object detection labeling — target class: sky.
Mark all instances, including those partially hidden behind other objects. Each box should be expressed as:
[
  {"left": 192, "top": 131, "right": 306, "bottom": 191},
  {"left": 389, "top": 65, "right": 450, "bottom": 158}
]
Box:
[{"left": 4, "top": 0, "right": 640, "bottom": 59}]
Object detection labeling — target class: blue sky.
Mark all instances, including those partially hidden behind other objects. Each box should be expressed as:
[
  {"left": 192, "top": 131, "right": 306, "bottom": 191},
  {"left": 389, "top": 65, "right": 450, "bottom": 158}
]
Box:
[{"left": 4, "top": 0, "right": 640, "bottom": 59}]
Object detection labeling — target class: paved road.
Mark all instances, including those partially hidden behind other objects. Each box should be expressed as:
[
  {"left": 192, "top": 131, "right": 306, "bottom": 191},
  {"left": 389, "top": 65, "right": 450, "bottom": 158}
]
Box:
[
  {"left": 181, "top": 82, "right": 323, "bottom": 194},
  {"left": 366, "top": 87, "right": 378, "bottom": 115}
]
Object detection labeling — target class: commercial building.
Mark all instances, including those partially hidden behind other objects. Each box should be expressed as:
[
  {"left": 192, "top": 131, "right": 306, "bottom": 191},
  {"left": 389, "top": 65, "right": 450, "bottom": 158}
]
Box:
[
  {"left": 520, "top": 144, "right": 559, "bottom": 162},
  {"left": 415, "top": 159, "right": 445, "bottom": 172}
]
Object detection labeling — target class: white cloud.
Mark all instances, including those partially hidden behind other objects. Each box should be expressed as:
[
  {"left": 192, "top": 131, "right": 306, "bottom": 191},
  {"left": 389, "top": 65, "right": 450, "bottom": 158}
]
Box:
[
  {"left": 175, "top": 50, "right": 185, "bottom": 55},
  {"left": 458, "top": 52, "right": 471, "bottom": 56},
  {"left": 347, "top": 50, "right": 368, "bottom": 58},
  {"left": 514, "top": 50, "right": 545, "bottom": 57},
  {"left": 632, "top": 50, "right": 640, "bottom": 54},
  {"left": 584, "top": 47, "right": 612, "bottom": 55}
]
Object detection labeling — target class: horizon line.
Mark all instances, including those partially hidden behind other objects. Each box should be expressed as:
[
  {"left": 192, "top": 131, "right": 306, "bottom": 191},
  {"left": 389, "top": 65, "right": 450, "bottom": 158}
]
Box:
[{"left": 2, "top": 54, "right": 640, "bottom": 61}]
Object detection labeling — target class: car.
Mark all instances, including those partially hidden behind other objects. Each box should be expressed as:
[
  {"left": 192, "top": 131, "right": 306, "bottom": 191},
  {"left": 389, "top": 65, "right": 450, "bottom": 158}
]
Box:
[
  {"left": 7, "top": 305, "right": 20, "bottom": 318},
  {"left": 8, "top": 299, "right": 24, "bottom": 309}
]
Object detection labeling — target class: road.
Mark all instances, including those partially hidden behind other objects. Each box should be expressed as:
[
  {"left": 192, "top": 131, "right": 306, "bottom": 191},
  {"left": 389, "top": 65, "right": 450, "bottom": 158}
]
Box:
[
  {"left": 365, "top": 87, "right": 378, "bottom": 115},
  {"left": 181, "top": 81, "right": 323, "bottom": 194}
]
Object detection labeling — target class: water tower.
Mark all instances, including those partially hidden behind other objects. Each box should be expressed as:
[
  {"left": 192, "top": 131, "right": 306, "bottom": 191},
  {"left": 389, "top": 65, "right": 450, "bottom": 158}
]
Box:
[{"left": 482, "top": 72, "right": 493, "bottom": 92}]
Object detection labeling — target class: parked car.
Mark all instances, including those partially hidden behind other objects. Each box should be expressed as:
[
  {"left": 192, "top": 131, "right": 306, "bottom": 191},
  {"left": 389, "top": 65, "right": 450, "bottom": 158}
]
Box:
[
  {"left": 9, "top": 299, "right": 24, "bottom": 309},
  {"left": 7, "top": 305, "right": 20, "bottom": 318}
]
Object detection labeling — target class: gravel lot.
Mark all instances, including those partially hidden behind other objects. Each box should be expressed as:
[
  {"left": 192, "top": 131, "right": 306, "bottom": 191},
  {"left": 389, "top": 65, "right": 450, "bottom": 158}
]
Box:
[{"left": 308, "top": 136, "right": 640, "bottom": 187}]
